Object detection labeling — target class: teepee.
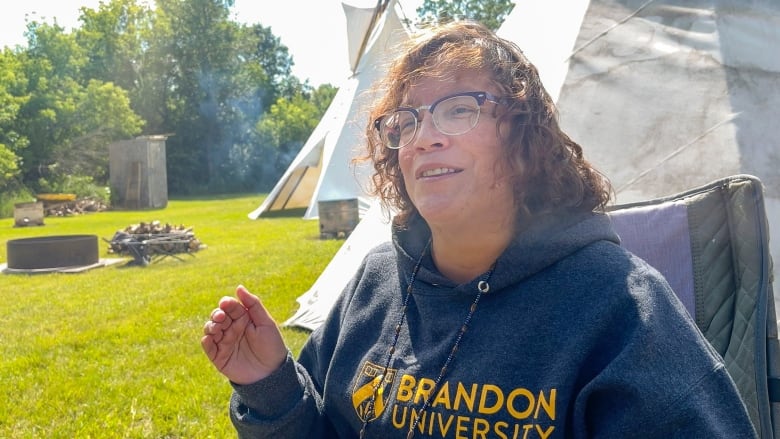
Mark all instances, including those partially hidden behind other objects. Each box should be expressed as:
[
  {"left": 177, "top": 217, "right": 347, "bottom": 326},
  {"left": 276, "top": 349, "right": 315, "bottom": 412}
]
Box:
[{"left": 248, "top": 0, "right": 410, "bottom": 220}]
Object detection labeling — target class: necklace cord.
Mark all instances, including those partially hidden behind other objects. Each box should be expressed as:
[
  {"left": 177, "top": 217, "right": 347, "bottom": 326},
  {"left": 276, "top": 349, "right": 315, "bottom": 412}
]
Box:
[{"left": 359, "top": 238, "right": 496, "bottom": 439}]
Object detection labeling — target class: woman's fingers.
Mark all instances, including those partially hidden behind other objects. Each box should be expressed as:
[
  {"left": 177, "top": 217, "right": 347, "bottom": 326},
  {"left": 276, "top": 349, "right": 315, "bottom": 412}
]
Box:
[
  {"left": 201, "top": 285, "right": 287, "bottom": 384},
  {"left": 235, "top": 285, "right": 276, "bottom": 327}
]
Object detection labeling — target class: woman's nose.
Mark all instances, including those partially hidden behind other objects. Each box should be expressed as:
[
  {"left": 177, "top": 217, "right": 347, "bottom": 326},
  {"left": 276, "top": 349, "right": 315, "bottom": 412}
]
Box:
[{"left": 412, "top": 113, "right": 447, "bottom": 149}]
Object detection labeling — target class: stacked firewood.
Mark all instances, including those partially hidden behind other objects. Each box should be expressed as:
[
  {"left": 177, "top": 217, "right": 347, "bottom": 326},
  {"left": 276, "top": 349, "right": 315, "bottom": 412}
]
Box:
[
  {"left": 106, "top": 221, "right": 204, "bottom": 265},
  {"left": 45, "top": 198, "right": 109, "bottom": 216}
]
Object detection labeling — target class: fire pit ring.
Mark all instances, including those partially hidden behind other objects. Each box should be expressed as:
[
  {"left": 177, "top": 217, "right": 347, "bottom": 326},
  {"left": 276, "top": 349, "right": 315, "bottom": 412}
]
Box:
[{"left": 7, "top": 235, "right": 99, "bottom": 270}]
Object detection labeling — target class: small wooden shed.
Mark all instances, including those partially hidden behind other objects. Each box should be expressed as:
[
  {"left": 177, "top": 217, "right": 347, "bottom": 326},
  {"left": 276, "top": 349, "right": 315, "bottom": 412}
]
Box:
[
  {"left": 109, "top": 136, "right": 168, "bottom": 209},
  {"left": 318, "top": 199, "right": 359, "bottom": 239}
]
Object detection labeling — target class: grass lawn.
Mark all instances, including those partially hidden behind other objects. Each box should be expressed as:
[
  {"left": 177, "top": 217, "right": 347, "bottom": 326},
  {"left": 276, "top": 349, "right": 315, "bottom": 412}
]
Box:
[{"left": 0, "top": 195, "right": 343, "bottom": 438}]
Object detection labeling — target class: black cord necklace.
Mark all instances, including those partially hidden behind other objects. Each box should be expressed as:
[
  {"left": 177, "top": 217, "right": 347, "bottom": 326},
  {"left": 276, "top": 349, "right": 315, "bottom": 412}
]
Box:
[{"left": 359, "top": 238, "right": 496, "bottom": 439}]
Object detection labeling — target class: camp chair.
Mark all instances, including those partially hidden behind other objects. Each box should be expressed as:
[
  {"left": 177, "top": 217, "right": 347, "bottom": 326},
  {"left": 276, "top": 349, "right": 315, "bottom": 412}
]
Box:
[{"left": 607, "top": 174, "right": 778, "bottom": 438}]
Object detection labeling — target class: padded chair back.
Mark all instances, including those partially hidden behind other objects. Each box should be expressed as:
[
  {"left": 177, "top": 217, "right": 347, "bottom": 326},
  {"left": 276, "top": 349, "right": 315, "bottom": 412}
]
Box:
[{"left": 607, "top": 174, "right": 778, "bottom": 438}]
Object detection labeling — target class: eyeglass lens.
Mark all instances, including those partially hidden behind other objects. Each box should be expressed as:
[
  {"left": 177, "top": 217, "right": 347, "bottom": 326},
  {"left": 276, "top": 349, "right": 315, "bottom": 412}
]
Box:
[{"left": 379, "top": 95, "right": 482, "bottom": 149}]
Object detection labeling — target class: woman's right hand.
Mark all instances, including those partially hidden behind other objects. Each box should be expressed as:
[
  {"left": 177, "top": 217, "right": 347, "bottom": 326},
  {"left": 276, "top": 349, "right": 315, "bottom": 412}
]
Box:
[{"left": 201, "top": 285, "right": 287, "bottom": 385}]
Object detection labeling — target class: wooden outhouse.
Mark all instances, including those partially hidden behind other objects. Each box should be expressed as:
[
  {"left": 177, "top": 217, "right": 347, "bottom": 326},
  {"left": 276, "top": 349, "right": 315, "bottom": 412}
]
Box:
[{"left": 109, "top": 136, "right": 168, "bottom": 209}]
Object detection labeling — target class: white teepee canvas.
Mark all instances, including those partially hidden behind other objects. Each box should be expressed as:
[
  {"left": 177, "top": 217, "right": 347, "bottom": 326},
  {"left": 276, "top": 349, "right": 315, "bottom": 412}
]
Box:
[
  {"left": 283, "top": 199, "right": 393, "bottom": 329},
  {"left": 248, "top": 1, "right": 410, "bottom": 220},
  {"left": 283, "top": 0, "right": 780, "bottom": 331},
  {"left": 550, "top": 0, "right": 779, "bottom": 306}
]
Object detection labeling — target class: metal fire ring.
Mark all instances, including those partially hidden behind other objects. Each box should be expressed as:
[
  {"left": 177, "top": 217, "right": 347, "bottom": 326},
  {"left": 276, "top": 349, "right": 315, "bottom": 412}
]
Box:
[{"left": 6, "top": 235, "right": 99, "bottom": 270}]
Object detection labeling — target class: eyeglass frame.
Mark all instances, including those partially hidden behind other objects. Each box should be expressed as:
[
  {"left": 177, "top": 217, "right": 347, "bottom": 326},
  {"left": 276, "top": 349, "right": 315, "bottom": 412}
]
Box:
[{"left": 373, "top": 91, "right": 506, "bottom": 150}]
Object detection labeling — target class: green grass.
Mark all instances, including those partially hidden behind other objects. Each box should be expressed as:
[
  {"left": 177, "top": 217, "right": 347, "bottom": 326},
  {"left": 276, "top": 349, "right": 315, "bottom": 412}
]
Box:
[{"left": 0, "top": 195, "right": 343, "bottom": 438}]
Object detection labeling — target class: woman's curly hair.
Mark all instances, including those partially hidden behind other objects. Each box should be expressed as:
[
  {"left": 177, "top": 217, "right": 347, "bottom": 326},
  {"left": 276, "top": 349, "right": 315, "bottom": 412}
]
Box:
[{"left": 361, "top": 20, "right": 611, "bottom": 227}]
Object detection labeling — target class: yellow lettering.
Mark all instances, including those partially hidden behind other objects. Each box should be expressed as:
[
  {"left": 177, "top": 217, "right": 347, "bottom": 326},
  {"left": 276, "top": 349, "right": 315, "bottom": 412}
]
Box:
[
  {"left": 494, "top": 421, "right": 509, "bottom": 439},
  {"left": 472, "top": 418, "right": 489, "bottom": 438},
  {"left": 535, "top": 389, "right": 556, "bottom": 421},
  {"left": 392, "top": 378, "right": 559, "bottom": 438},
  {"left": 456, "top": 416, "right": 470, "bottom": 439},
  {"left": 410, "top": 407, "right": 427, "bottom": 435},
  {"left": 536, "top": 425, "right": 555, "bottom": 439},
  {"left": 391, "top": 404, "right": 408, "bottom": 428},
  {"left": 454, "top": 382, "right": 478, "bottom": 411},
  {"left": 433, "top": 381, "right": 452, "bottom": 409},
  {"left": 506, "top": 388, "right": 534, "bottom": 419},
  {"left": 414, "top": 377, "right": 436, "bottom": 404},
  {"left": 437, "top": 412, "right": 454, "bottom": 436},
  {"left": 478, "top": 384, "right": 504, "bottom": 415},
  {"left": 397, "top": 375, "right": 415, "bottom": 402}
]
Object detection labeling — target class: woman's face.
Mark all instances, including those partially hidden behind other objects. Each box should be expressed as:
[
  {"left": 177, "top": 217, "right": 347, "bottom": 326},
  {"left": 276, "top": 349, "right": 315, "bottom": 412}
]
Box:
[{"left": 397, "top": 70, "right": 516, "bottom": 231}]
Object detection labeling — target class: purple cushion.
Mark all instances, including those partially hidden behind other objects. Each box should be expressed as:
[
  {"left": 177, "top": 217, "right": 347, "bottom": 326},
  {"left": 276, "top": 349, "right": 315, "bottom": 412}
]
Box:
[{"left": 608, "top": 201, "right": 696, "bottom": 317}]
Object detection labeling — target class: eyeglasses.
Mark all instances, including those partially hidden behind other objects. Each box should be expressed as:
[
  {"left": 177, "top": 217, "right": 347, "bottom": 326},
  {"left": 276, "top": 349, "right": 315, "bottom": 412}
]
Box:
[{"left": 373, "top": 91, "right": 505, "bottom": 149}]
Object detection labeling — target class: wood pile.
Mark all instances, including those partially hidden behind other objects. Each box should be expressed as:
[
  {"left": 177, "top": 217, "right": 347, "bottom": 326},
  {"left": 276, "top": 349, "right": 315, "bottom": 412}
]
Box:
[
  {"left": 44, "top": 198, "right": 109, "bottom": 216},
  {"left": 105, "top": 221, "right": 205, "bottom": 265}
]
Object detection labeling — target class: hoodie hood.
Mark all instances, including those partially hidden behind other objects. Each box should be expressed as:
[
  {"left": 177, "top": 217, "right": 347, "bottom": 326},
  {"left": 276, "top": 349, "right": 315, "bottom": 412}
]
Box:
[{"left": 392, "top": 210, "right": 620, "bottom": 294}]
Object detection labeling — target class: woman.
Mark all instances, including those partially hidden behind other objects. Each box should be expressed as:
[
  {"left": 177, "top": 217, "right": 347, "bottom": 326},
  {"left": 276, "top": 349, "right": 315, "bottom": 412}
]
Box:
[{"left": 202, "top": 21, "right": 757, "bottom": 438}]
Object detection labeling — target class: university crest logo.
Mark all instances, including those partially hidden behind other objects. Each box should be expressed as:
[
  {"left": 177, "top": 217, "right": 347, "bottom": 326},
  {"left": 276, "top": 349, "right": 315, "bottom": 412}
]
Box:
[{"left": 352, "top": 361, "right": 397, "bottom": 422}]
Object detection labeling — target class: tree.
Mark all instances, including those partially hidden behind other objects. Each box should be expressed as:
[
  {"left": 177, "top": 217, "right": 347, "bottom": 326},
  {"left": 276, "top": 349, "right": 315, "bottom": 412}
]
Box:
[
  {"left": 76, "top": 0, "right": 163, "bottom": 131},
  {"left": 53, "top": 80, "right": 144, "bottom": 181},
  {"left": 70, "top": 0, "right": 317, "bottom": 194},
  {"left": 15, "top": 19, "right": 143, "bottom": 190},
  {"left": 76, "top": 0, "right": 152, "bottom": 91},
  {"left": 310, "top": 83, "right": 338, "bottom": 115},
  {"left": 415, "top": 0, "right": 515, "bottom": 31},
  {"left": 257, "top": 91, "right": 326, "bottom": 155},
  {"left": 16, "top": 21, "right": 89, "bottom": 186},
  {"left": 149, "top": 0, "right": 304, "bottom": 193},
  {"left": 248, "top": 83, "right": 337, "bottom": 189},
  {"left": 0, "top": 49, "right": 30, "bottom": 192}
]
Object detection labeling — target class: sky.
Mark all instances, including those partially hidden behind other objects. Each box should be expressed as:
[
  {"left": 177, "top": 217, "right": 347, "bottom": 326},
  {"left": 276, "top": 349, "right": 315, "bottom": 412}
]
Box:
[{"left": 0, "top": 0, "right": 422, "bottom": 86}]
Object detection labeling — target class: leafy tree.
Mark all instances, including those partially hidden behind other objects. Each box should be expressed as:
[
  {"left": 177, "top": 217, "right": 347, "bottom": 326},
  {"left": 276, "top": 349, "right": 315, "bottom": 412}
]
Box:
[
  {"left": 70, "top": 0, "right": 313, "bottom": 194},
  {"left": 0, "top": 49, "right": 30, "bottom": 191},
  {"left": 76, "top": 0, "right": 164, "bottom": 135},
  {"left": 415, "top": 0, "right": 515, "bottom": 31},
  {"left": 311, "top": 83, "right": 338, "bottom": 115},
  {"left": 15, "top": 19, "right": 143, "bottom": 191},
  {"left": 138, "top": 0, "right": 233, "bottom": 193},
  {"left": 248, "top": 83, "right": 337, "bottom": 189},
  {"left": 76, "top": 0, "right": 152, "bottom": 92},
  {"left": 16, "top": 22, "right": 88, "bottom": 186},
  {"left": 149, "top": 0, "right": 303, "bottom": 193},
  {"left": 257, "top": 92, "right": 324, "bottom": 155},
  {"left": 53, "top": 80, "right": 144, "bottom": 181}
]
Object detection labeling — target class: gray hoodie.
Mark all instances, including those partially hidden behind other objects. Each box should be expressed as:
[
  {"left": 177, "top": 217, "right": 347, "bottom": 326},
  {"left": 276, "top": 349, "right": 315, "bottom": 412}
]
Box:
[{"left": 229, "top": 211, "right": 757, "bottom": 438}]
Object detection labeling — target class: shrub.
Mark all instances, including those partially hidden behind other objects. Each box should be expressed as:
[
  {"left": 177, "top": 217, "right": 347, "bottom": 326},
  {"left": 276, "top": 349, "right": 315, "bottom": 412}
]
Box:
[
  {"left": 0, "top": 186, "right": 35, "bottom": 218},
  {"left": 37, "top": 174, "right": 110, "bottom": 204}
]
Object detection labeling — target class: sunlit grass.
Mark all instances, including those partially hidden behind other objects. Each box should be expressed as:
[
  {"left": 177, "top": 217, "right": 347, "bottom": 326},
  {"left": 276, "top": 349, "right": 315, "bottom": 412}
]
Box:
[{"left": 0, "top": 195, "right": 342, "bottom": 437}]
